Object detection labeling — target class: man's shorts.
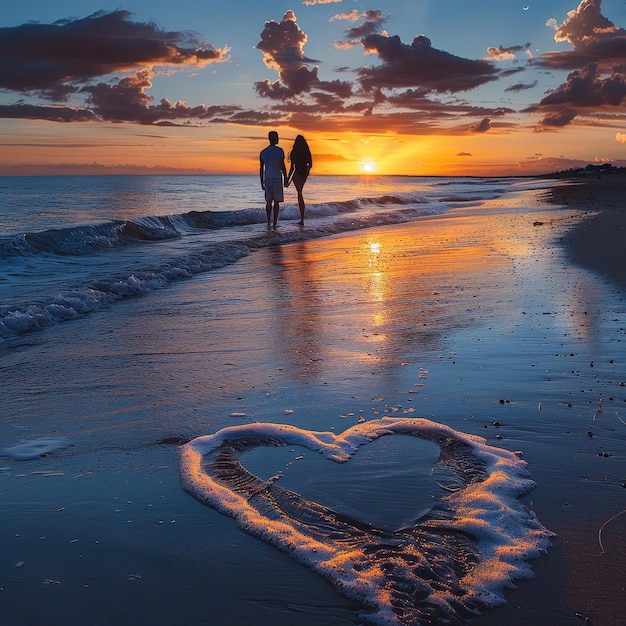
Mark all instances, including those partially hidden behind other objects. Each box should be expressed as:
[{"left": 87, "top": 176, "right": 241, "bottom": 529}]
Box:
[{"left": 264, "top": 178, "right": 284, "bottom": 203}]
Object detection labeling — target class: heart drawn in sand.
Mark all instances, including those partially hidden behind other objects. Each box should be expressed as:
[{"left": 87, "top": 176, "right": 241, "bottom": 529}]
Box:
[{"left": 180, "top": 417, "right": 553, "bottom": 626}]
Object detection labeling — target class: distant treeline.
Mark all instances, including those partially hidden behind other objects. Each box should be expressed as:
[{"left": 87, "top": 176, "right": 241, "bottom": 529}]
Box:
[{"left": 549, "top": 163, "right": 626, "bottom": 178}]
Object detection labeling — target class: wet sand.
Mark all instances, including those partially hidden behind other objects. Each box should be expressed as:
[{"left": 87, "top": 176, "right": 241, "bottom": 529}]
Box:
[
  {"left": 546, "top": 172, "right": 626, "bottom": 288},
  {"left": 1, "top": 180, "right": 625, "bottom": 625}
]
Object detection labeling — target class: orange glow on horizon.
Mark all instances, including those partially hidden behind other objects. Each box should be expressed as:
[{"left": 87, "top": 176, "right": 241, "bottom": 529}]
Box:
[{"left": 0, "top": 119, "right": 616, "bottom": 178}]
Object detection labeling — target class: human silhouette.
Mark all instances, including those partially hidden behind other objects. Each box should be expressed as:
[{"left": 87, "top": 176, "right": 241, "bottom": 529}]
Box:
[
  {"left": 259, "top": 131, "right": 287, "bottom": 229},
  {"left": 286, "top": 135, "right": 312, "bottom": 225}
]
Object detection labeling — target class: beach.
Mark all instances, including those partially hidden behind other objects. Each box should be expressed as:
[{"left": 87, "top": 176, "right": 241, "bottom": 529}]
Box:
[
  {"left": 1, "top": 176, "right": 625, "bottom": 625},
  {"left": 548, "top": 173, "right": 626, "bottom": 289}
]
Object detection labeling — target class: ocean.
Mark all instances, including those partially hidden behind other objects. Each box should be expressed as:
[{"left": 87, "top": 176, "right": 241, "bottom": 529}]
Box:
[
  {"left": 0, "top": 174, "right": 550, "bottom": 342},
  {"left": 2, "top": 173, "right": 624, "bottom": 625}
]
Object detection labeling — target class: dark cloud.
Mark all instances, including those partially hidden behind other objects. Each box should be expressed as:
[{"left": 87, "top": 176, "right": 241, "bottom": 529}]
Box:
[
  {"left": 0, "top": 103, "right": 96, "bottom": 122},
  {"left": 332, "top": 11, "right": 500, "bottom": 94},
  {"left": 385, "top": 90, "right": 511, "bottom": 114},
  {"left": 529, "top": 61, "right": 626, "bottom": 128},
  {"left": 271, "top": 94, "right": 374, "bottom": 118},
  {"left": 252, "top": 10, "right": 513, "bottom": 135},
  {"left": 345, "top": 10, "right": 387, "bottom": 41},
  {"left": 254, "top": 10, "right": 352, "bottom": 100},
  {"left": 538, "top": 50, "right": 600, "bottom": 70},
  {"left": 254, "top": 10, "right": 319, "bottom": 98},
  {"left": 535, "top": 107, "right": 578, "bottom": 128},
  {"left": 84, "top": 69, "right": 243, "bottom": 125},
  {"left": 330, "top": 9, "right": 387, "bottom": 48},
  {"left": 227, "top": 110, "right": 287, "bottom": 126},
  {"left": 0, "top": 10, "right": 227, "bottom": 98},
  {"left": 284, "top": 109, "right": 502, "bottom": 135},
  {"left": 525, "top": 1, "right": 626, "bottom": 130},
  {"left": 357, "top": 33, "right": 501, "bottom": 93},
  {"left": 539, "top": 62, "right": 626, "bottom": 107},
  {"left": 0, "top": 10, "right": 259, "bottom": 126},
  {"left": 505, "top": 80, "right": 538, "bottom": 93},
  {"left": 468, "top": 117, "right": 492, "bottom": 133}
]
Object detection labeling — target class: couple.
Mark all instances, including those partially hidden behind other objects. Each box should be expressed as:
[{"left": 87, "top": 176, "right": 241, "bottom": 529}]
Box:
[{"left": 259, "top": 131, "right": 312, "bottom": 229}]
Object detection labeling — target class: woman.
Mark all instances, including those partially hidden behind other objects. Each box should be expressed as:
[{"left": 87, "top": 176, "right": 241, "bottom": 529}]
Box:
[{"left": 286, "top": 135, "right": 312, "bottom": 225}]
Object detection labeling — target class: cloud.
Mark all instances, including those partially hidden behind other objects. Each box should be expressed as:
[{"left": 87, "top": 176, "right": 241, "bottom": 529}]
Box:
[
  {"left": 0, "top": 10, "right": 259, "bottom": 126},
  {"left": 540, "top": 62, "right": 626, "bottom": 106},
  {"left": 331, "top": 11, "right": 500, "bottom": 94},
  {"left": 535, "top": 107, "right": 579, "bottom": 128},
  {"left": 330, "top": 10, "right": 365, "bottom": 23},
  {"left": 529, "top": 61, "right": 626, "bottom": 128},
  {"left": 457, "top": 152, "right": 473, "bottom": 157},
  {"left": 516, "top": 156, "right": 592, "bottom": 173},
  {"left": 468, "top": 117, "right": 492, "bottom": 133},
  {"left": 0, "top": 103, "right": 97, "bottom": 122},
  {"left": 252, "top": 10, "right": 514, "bottom": 136},
  {"left": 256, "top": 11, "right": 318, "bottom": 72},
  {"left": 486, "top": 43, "right": 532, "bottom": 61},
  {"left": 385, "top": 90, "right": 512, "bottom": 118},
  {"left": 331, "top": 10, "right": 388, "bottom": 51},
  {"left": 505, "top": 80, "right": 538, "bottom": 93},
  {"left": 303, "top": 0, "right": 342, "bottom": 5},
  {"left": 526, "top": 2, "right": 626, "bottom": 130},
  {"left": 356, "top": 33, "right": 500, "bottom": 93},
  {"left": 344, "top": 10, "right": 388, "bottom": 41},
  {"left": 554, "top": 0, "right": 620, "bottom": 50},
  {"left": 84, "top": 68, "right": 244, "bottom": 124},
  {"left": 254, "top": 11, "right": 320, "bottom": 98},
  {"left": 0, "top": 10, "right": 228, "bottom": 99},
  {"left": 227, "top": 110, "right": 288, "bottom": 126},
  {"left": 254, "top": 11, "right": 352, "bottom": 100},
  {"left": 541, "top": 0, "right": 626, "bottom": 69}
]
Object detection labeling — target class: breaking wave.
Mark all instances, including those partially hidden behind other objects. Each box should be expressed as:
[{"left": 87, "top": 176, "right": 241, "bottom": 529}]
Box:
[
  {"left": 0, "top": 193, "right": 430, "bottom": 260},
  {"left": 0, "top": 193, "right": 435, "bottom": 342}
]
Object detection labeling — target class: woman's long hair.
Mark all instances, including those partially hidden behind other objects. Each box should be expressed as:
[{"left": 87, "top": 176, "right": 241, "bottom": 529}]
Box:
[{"left": 290, "top": 135, "right": 311, "bottom": 166}]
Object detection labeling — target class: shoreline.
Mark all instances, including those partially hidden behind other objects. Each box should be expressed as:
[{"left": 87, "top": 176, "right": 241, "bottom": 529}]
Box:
[{"left": 544, "top": 173, "right": 626, "bottom": 288}]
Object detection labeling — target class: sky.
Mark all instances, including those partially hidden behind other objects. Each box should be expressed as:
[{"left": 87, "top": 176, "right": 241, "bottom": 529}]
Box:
[{"left": 1, "top": 0, "right": 626, "bottom": 176}]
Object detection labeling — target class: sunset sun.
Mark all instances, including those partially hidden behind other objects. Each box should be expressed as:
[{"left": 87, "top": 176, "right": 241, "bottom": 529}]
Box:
[{"left": 362, "top": 160, "right": 376, "bottom": 174}]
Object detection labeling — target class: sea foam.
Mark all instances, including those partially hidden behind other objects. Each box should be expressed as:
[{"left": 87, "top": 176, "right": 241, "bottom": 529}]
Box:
[
  {"left": 2, "top": 436, "right": 69, "bottom": 460},
  {"left": 180, "top": 417, "right": 553, "bottom": 625}
]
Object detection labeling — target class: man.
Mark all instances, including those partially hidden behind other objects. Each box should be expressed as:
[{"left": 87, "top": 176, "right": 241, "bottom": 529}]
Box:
[{"left": 259, "top": 131, "right": 287, "bottom": 229}]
